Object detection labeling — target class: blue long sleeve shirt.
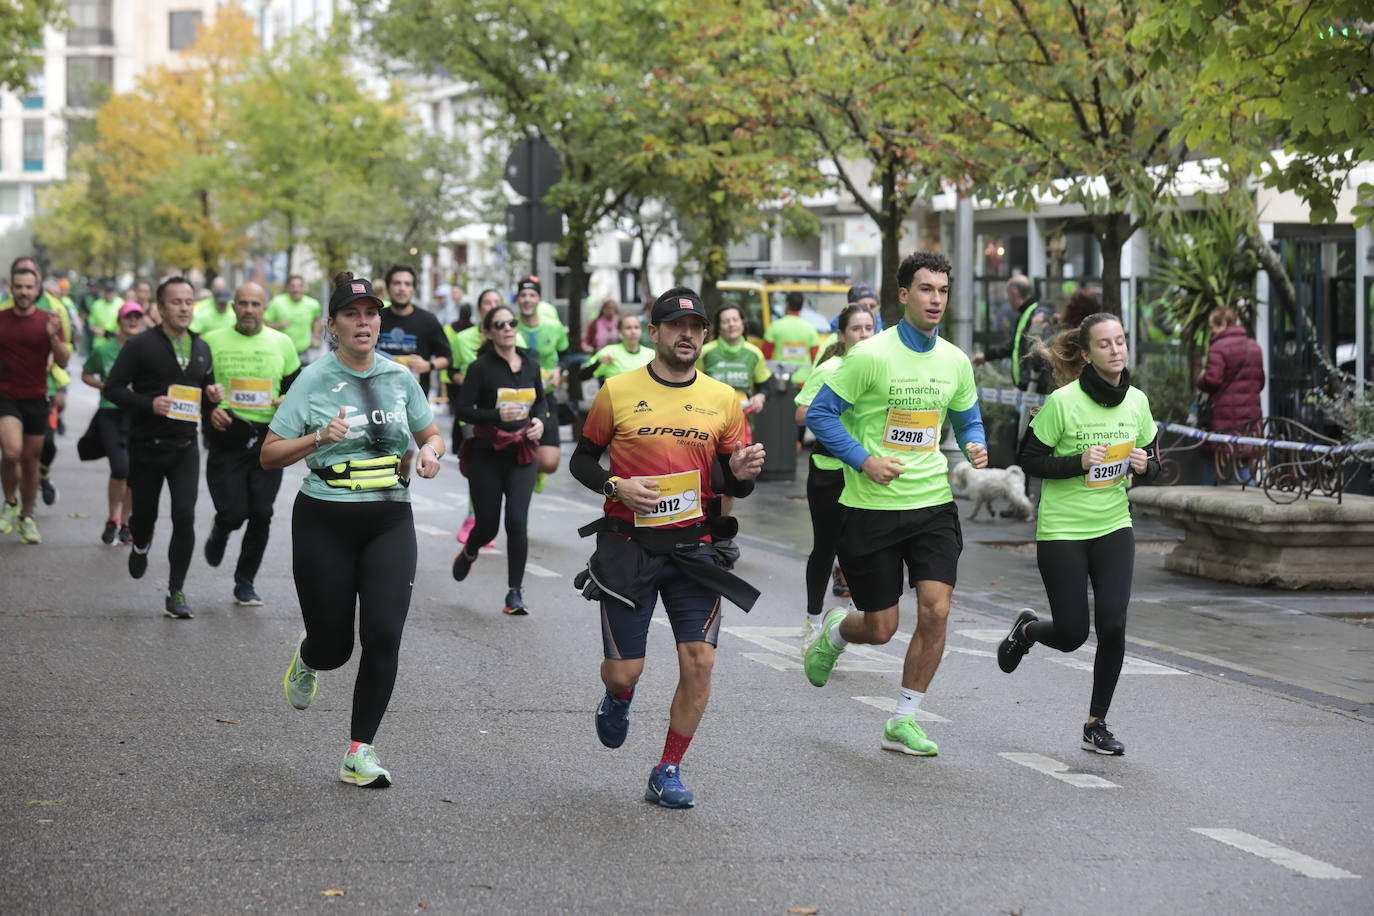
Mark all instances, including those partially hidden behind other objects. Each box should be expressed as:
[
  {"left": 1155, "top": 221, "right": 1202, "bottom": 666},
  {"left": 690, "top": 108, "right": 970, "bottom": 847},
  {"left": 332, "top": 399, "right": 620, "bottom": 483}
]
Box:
[{"left": 806, "top": 319, "right": 986, "bottom": 472}]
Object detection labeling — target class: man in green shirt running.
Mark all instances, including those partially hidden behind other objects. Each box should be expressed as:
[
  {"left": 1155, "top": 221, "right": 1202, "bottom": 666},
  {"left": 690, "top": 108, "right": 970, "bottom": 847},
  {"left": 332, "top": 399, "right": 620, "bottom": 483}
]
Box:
[
  {"left": 763, "top": 291, "right": 821, "bottom": 374},
  {"left": 190, "top": 283, "right": 236, "bottom": 335},
  {"left": 88, "top": 279, "right": 121, "bottom": 340},
  {"left": 803, "top": 250, "right": 988, "bottom": 758},
  {"left": 202, "top": 282, "right": 301, "bottom": 606},
  {"left": 514, "top": 278, "right": 567, "bottom": 478},
  {"left": 266, "top": 275, "right": 323, "bottom": 359}
]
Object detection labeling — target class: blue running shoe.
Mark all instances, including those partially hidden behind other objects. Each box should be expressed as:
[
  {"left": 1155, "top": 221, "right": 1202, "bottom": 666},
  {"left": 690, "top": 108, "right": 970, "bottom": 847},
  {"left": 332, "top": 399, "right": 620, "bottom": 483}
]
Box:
[
  {"left": 644, "top": 762, "right": 694, "bottom": 808},
  {"left": 595, "top": 689, "right": 633, "bottom": 748}
]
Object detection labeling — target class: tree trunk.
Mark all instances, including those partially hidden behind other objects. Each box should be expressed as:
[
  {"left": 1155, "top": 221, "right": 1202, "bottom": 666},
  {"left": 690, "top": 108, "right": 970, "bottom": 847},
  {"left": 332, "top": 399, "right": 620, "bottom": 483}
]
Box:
[
  {"left": 699, "top": 214, "right": 733, "bottom": 314},
  {"left": 199, "top": 189, "right": 217, "bottom": 288},
  {"left": 878, "top": 158, "right": 902, "bottom": 327},
  {"left": 566, "top": 230, "right": 588, "bottom": 340},
  {"left": 284, "top": 213, "right": 295, "bottom": 278},
  {"left": 1092, "top": 211, "right": 1131, "bottom": 316}
]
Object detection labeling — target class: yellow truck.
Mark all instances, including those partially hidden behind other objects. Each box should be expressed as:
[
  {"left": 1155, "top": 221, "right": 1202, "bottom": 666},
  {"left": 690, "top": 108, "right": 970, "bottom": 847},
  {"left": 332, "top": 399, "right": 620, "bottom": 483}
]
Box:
[{"left": 715, "top": 272, "right": 853, "bottom": 358}]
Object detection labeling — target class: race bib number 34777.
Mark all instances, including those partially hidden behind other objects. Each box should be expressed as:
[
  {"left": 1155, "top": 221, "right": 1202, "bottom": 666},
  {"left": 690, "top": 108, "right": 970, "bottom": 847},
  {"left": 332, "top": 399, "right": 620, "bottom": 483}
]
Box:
[
  {"left": 166, "top": 384, "right": 202, "bottom": 423},
  {"left": 883, "top": 408, "right": 939, "bottom": 453}
]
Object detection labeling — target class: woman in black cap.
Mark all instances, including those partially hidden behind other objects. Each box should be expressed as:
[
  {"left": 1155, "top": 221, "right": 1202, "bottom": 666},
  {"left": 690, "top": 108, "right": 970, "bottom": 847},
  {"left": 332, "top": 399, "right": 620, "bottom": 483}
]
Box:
[{"left": 260, "top": 271, "right": 444, "bottom": 789}]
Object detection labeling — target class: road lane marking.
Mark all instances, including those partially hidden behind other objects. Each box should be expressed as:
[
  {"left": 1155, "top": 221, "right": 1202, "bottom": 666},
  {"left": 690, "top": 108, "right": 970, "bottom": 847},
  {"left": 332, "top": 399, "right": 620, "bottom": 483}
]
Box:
[
  {"left": 956, "top": 628, "right": 1014, "bottom": 643},
  {"left": 415, "top": 523, "right": 451, "bottom": 539},
  {"left": 1190, "top": 828, "right": 1360, "bottom": 879},
  {"left": 1047, "top": 656, "right": 1188, "bottom": 676},
  {"left": 724, "top": 625, "right": 903, "bottom": 673},
  {"left": 525, "top": 562, "right": 560, "bottom": 578},
  {"left": 998, "top": 752, "right": 1120, "bottom": 788},
  {"left": 891, "top": 630, "right": 996, "bottom": 658},
  {"left": 851, "top": 695, "right": 950, "bottom": 722},
  {"left": 412, "top": 494, "right": 463, "bottom": 514}
]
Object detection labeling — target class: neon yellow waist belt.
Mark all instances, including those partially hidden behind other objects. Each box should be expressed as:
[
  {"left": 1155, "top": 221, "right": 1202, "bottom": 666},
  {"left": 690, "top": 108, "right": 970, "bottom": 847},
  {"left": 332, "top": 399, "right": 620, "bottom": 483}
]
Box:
[{"left": 311, "top": 454, "right": 406, "bottom": 491}]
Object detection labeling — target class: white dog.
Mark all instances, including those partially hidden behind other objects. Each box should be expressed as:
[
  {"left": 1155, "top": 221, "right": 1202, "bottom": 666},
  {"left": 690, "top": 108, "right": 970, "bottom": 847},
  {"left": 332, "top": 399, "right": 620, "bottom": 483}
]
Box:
[{"left": 949, "top": 462, "right": 1035, "bottom": 522}]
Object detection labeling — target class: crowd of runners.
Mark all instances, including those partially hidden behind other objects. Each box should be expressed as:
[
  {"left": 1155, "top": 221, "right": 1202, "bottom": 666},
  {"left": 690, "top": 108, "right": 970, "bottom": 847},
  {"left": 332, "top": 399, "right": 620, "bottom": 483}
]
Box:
[{"left": 1, "top": 250, "right": 1157, "bottom": 803}]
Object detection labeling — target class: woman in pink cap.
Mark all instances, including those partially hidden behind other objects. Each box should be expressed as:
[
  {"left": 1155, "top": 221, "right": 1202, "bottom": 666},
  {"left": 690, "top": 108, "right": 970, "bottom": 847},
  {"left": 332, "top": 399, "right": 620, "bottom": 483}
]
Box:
[{"left": 79, "top": 301, "right": 146, "bottom": 545}]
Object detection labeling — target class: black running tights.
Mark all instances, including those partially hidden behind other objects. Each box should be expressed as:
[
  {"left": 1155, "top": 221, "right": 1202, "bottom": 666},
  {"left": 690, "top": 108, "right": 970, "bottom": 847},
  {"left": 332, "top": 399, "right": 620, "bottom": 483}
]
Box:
[
  {"left": 291, "top": 494, "right": 416, "bottom": 745},
  {"left": 804, "top": 461, "right": 846, "bottom": 615},
  {"left": 1027, "top": 527, "right": 1135, "bottom": 720},
  {"left": 128, "top": 441, "right": 199, "bottom": 591},
  {"left": 466, "top": 442, "right": 537, "bottom": 589}
]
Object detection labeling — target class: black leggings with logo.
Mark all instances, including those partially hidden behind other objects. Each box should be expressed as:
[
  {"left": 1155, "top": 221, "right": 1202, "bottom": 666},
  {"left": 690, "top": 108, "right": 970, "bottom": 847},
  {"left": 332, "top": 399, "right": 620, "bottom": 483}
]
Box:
[
  {"left": 291, "top": 493, "right": 416, "bottom": 745},
  {"left": 1027, "top": 527, "right": 1135, "bottom": 720},
  {"left": 804, "top": 461, "right": 845, "bottom": 615},
  {"left": 465, "top": 441, "right": 537, "bottom": 590}
]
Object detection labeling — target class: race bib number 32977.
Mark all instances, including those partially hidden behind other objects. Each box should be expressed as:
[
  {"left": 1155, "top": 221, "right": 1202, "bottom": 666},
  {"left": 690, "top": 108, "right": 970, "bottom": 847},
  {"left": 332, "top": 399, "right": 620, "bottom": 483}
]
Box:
[
  {"left": 1085, "top": 441, "right": 1134, "bottom": 489},
  {"left": 883, "top": 408, "right": 939, "bottom": 453}
]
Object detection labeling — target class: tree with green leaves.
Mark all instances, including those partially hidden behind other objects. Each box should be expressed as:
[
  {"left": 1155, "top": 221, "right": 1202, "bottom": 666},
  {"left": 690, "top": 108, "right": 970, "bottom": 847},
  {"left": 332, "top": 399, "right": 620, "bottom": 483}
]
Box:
[{"left": 0, "top": 1, "right": 65, "bottom": 95}]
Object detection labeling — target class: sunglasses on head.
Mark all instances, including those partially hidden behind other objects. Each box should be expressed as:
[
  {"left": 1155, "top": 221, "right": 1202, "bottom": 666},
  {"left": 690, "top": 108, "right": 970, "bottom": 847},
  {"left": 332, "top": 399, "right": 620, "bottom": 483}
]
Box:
[{"left": 491, "top": 319, "right": 518, "bottom": 330}]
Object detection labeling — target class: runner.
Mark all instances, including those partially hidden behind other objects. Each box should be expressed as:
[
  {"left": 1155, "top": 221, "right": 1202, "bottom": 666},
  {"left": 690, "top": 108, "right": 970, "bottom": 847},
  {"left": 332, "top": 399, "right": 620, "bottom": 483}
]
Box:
[
  {"left": 265, "top": 275, "right": 323, "bottom": 360},
  {"left": 513, "top": 278, "right": 566, "bottom": 481},
  {"left": 803, "top": 250, "right": 987, "bottom": 757},
  {"left": 189, "top": 283, "right": 236, "bottom": 335},
  {"left": 201, "top": 282, "right": 302, "bottom": 607},
  {"left": 792, "top": 303, "right": 876, "bottom": 644},
  {"left": 697, "top": 303, "right": 770, "bottom": 516},
  {"left": 87, "top": 279, "right": 121, "bottom": 340},
  {"left": 763, "top": 290, "right": 820, "bottom": 374},
  {"left": 261, "top": 271, "right": 443, "bottom": 789},
  {"left": 450, "top": 304, "right": 546, "bottom": 615},
  {"left": 78, "top": 301, "right": 145, "bottom": 546},
  {"left": 589, "top": 313, "right": 653, "bottom": 382},
  {"left": 377, "top": 263, "right": 451, "bottom": 480},
  {"left": 570, "top": 286, "right": 765, "bottom": 808},
  {"left": 103, "top": 276, "right": 223, "bottom": 618},
  {"left": 0, "top": 261, "right": 71, "bottom": 544},
  {"left": 997, "top": 312, "right": 1160, "bottom": 756},
  {"left": 448, "top": 288, "right": 501, "bottom": 547},
  {"left": 828, "top": 282, "right": 884, "bottom": 334}
]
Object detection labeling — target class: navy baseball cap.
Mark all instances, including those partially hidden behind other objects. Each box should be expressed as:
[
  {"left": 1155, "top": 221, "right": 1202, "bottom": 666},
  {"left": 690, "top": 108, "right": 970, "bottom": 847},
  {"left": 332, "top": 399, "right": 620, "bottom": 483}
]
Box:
[
  {"left": 650, "top": 288, "right": 708, "bottom": 325},
  {"left": 847, "top": 282, "right": 877, "bottom": 303}
]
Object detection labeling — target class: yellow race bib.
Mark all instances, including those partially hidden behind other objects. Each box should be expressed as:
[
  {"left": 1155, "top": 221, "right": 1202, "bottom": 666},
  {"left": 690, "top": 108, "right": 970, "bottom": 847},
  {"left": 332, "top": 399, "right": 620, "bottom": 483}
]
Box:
[
  {"left": 227, "top": 377, "right": 272, "bottom": 411},
  {"left": 781, "top": 342, "right": 809, "bottom": 360},
  {"left": 883, "top": 408, "right": 939, "bottom": 453},
  {"left": 166, "top": 385, "right": 202, "bottom": 423},
  {"left": 497, "top": 387, "right": 536, "bottom": 420},
  {"left": 633, "top": 470, "right": 704, "bottom": 528},
  {"left": 1085, "top": 441, "right": 1134, "bottom": 489}
]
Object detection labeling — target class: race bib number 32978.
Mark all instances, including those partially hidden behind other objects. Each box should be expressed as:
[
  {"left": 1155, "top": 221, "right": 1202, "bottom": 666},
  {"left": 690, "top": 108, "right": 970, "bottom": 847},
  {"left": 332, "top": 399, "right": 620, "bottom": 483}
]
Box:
[{"left": 883, "top": 408, "right": 939, "bottom": 453}]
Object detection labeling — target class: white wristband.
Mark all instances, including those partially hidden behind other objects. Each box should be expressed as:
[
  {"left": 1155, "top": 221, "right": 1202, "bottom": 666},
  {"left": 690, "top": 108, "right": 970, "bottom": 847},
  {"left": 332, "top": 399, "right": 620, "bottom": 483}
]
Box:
[{"left": 314, "top": 429, "right": 322, "bottom": 450}]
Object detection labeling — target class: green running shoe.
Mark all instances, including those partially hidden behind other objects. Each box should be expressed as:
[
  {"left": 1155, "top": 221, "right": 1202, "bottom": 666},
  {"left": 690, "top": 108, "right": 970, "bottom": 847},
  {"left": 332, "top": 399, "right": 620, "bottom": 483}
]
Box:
[
  {"left": 18, "top": 516, "right": 41, "bottom": 544},
  {"left": 339, "top": 743, "right": 391, "bottom": 788},
  {"left": 803, "top": 607, "right": 849, "bottom": 687},
  {"left": 0, "top": 501, "right": 18, "bottom": 534},
  {"left": 881, "top": 715, "right": 939, "bottom": 757},
  {"left": 283, "top": 630, "right": 317, "bottom": 710}
]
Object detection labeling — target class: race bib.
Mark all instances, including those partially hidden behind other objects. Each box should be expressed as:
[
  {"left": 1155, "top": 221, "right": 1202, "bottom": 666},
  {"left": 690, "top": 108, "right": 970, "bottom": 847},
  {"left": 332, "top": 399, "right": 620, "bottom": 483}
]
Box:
[
  {"left": 1086, "top": 441, "right": 1134, "bottom": 489},
  {"left": 781, "top": 342, "right": 808, "bottom": 360},
  {"left": 633, "top": 469, "right": 703, "bottom": 528},
  {"left": 883, "top": 408, "right": 939, "bottom": 453},
  {"left": 166, "top": 384, "right": 202, "bottom": 423},
  {"left": 497, "top": 387, "right": 536, "bottom": 420},
  {"left": 227, "top": 377, "right": 272, "bottom": 411}
]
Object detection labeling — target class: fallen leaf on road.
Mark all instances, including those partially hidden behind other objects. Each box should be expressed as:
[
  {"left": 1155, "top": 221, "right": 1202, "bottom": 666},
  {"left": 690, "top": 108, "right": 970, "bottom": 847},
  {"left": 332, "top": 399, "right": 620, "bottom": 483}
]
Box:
[
  {"left": 441, "top": 798, "right": 454, "bottom": 803},
  {"left": 26, "top": 800, "right": 62, "bottom": 806},
  {"left": 320, "top": 889, "right": 345, "bottom": 897},
  {"left": 788, "top": 909, "right": 820, "bottom": 915},
  {"left": 215, "top": 718, "right": 240, "bottom": 725},
  {"left": 68, "top": 513, "right": 89, "bottom": 519}
]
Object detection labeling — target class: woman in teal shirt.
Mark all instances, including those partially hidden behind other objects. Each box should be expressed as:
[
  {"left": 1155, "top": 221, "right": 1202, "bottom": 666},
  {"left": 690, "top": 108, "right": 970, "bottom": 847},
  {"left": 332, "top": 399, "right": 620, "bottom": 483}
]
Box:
[
  {"left": 998, "top": 313, "right": 1160, "bottom": 757},
  {"left": 261, "top": 271, "right": 445, "bottom": 789}
]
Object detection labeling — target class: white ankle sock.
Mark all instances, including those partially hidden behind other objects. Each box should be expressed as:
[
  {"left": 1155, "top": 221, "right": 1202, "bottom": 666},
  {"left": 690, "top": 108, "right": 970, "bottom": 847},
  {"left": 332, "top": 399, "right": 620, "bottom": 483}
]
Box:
[
  {"left": 892, "top": 687, "right": 923, "bottom": 719},
  {"left": 826, "top": 615, "right": 849, "bottom": 649}
]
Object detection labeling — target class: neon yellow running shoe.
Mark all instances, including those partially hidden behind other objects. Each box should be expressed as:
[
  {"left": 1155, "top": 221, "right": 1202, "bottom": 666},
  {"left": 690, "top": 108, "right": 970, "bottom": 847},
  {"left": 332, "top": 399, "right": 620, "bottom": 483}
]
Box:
[
  {"left": 18, "top": 516, "right": 41, "bottom": 544},
  {"left": 881, "top": 715, "right": 939, "bottom": 757},
  {"left": 803, "top": 607, "right": 849, "bottom": 687},
  {"left": 0, "top": 501, "right": 18, "bottom": 534},
  {"left": 283, "top": 631, "right": 317, "bottom": 710},
  {"left": 339, "top": 743, "right": 391, "bottom": 788}
]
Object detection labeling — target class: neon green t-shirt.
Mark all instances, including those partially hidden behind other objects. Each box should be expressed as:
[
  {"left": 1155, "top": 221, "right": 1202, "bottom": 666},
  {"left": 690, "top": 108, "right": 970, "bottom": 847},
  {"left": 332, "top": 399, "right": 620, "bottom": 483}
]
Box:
[
  {"left": 517, "top": 317, "right": 568, "bottom": 372},
  {"left": 189, "top": 300, "right": 236, "bottom": 335},
  {"left": 823, "top": 328, "right": 977, "bottom": 511},
  {"left": 698, "top": 338, "right": 771, "bottom": 397},
  {"left": 83, "top": 337, "right": 123, "bottom": 409},
  {"left": 795, "top": 355, "right": 850, "bottom": 471},
  {"left": 765, "top": 313, "right": 820, "bottom": 365},
  {"left": 269, "top": 352, "right": 434, "bottom": 503},
  {"left": 1029, "top": 379, "right": 1156, "bottom": 541},
  {"left": 88, "top": 297, "right": 120, "bottom": 334},
  {"left": 591, "top": 342, "right": 654, "bottom": 380},
  {"left": 452, "top": 325, "right": 482, "bottom": 373},
  {"left": 203, "top": 326, "right": 301, "bottom": 424},
  {"left": 265, "top": 294, "right": 323, "bottom": 354}
]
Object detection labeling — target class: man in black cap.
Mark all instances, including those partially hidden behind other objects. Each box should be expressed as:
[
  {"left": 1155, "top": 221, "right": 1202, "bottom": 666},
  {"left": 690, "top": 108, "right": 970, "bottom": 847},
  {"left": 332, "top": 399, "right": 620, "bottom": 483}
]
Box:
[
  {"left": 830, "top": 282, "right": 884, "bottom": 335},
  {"left": 570, "top": 286, "right": 766, "bottom": 809},
  {"left": 378, "top": 263, "right": 451, "bottom": 479}
]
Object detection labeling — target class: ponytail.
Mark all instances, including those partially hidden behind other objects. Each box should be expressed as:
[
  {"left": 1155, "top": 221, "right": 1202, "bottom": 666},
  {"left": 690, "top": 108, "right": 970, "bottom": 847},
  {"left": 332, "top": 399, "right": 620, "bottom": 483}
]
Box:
[{"left": 1034, "top": 312, "right": 1120, "bottom": 386}]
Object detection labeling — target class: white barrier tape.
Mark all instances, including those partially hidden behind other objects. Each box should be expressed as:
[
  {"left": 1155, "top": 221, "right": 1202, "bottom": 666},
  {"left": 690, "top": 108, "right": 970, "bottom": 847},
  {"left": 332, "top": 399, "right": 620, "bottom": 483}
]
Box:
[{"left": 976, "top": 387, "right": 1046, "bottom": 407}]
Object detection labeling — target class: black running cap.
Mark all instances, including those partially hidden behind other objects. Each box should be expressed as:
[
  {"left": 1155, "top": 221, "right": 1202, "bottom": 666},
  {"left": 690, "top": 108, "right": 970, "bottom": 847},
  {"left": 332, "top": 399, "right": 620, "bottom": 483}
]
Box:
[
  {"left": 328, "top": 276, "right": 386, "bottom": 315},
  {"left": 650, "top": 290, "right": 708, "bottom": 325}
]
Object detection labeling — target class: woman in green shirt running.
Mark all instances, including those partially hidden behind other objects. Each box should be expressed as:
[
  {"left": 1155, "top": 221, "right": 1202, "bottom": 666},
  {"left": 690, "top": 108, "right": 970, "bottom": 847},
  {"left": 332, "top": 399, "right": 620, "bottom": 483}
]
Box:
[
  {"left": 261, "top": 271, "right": 445, "bottom": 789},
  {"left": 997, "top": 313, "right": 1161, "bottom": 757},
  {"left": 79, "top": 301, "right": 146, "bottom": 545}
]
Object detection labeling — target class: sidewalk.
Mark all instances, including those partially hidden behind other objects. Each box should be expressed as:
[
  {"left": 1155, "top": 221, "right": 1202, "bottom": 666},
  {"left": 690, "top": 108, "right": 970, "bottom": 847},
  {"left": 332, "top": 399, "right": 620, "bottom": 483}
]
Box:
[{"left": 734, "top": 468, "right": 1374, "bottom": 714}]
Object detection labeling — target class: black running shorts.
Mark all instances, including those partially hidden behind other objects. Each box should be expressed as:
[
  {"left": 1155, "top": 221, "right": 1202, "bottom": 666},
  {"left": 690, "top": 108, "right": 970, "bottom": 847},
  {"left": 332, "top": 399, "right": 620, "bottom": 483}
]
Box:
[
  {"left": 836, "top": 501, "right": 963, "bottom": 611},
  {"left": 0, "top": 398, "right": 49, "bottom": 436}
]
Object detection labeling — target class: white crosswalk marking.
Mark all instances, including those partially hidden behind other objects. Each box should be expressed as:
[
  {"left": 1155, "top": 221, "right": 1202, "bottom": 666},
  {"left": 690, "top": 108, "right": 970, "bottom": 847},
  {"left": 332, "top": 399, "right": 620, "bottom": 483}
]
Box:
[
  {"left": 415, "top": 523, "right": 451, "bottom": 538},
  {"left": 956, "top": 629, "right": 1188, "bottom": 675},
  {"left": 851, "top": 695, "right": 950, "bottom": 722},
  {"left": 998, "top": 752, "right": 1120, "bottom": 788},
  {"left": 1190, "top": 828, "right": 1360, "bottom": 879},
  {"left": 525, "top": 562, "right": 560, "bottom": 578},
  {"left": 723, "top": 625, "right": 903, "bottom": 673}
]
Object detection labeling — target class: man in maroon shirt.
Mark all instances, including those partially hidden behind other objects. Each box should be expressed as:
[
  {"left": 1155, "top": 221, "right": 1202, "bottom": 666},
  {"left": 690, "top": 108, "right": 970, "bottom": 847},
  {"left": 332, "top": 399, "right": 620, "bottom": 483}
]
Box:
[{"left": 0, "top": 264, "right": 70, "bottom": 543}]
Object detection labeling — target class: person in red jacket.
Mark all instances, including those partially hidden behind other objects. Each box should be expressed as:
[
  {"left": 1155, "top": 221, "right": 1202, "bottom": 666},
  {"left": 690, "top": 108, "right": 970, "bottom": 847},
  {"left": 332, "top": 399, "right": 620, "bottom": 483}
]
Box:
[{"left": 1195, "top": 305, "right": 1265, "bottom": 484}]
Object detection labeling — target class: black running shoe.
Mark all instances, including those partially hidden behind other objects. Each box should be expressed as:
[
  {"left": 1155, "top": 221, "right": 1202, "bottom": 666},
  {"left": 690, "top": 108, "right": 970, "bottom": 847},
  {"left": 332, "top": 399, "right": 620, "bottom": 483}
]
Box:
[
  {"left": 101, "top": 519, "right": 119, "bottom": 545},
  {"left": 502, "top": 588, "right": 529, "bottom": 616},
  {"left": 203, "top": 523, "right": 228, "bottom": 567},
  {"left": 595, "top": 688, "right": 634, "bottom": 748},
  {"left": 128, "top": 548, "right": 149, "bottom": 580},
  {"left": 1083, "top": 721, "right": 1125, "bottom": 756},
  {"left": 40, "top": 475, "right": 57, "bottom": 506},
  {"left": 164, "top": 591, "right": 193, "bottom": 619},
  {"left": 233, "top": 581, "right": 263, "bottom": 607},
  {"left": 997, "top": 608, "right": 1039, "bottom": 674},
  {"left": 451, "top": 548, "right": 476, "bottom": 582},
  {"left": 118, "top": 523, "right": 133, "bottom": 546},
  {"left": 831, "top": 566, "right": 850, "bottom": 598}
]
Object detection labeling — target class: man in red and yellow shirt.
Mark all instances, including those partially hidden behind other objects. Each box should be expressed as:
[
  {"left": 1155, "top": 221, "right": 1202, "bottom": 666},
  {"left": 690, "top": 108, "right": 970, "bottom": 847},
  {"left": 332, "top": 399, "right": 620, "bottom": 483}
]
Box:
[{"left": 571, "top": 286, "right": 765, "bottom": 809}]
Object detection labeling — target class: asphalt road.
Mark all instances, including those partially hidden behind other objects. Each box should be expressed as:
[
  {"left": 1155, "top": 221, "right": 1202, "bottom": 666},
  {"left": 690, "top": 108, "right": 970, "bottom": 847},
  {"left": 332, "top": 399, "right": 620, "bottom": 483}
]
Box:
[{"left": 3, "top": 385, "right": 1371, "bottom": 914}]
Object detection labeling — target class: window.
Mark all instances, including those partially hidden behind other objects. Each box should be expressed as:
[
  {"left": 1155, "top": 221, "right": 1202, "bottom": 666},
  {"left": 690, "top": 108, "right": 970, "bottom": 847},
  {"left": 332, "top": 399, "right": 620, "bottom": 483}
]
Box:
[
  {"left": 0, "top": 186, "right": 20, "bottom": 215},
  {"left": 68, "top": 0, "right": 114, "bottom": 46},
  {"left": 22, "top": 66, "right": 44, "bottom": 109},
  {"left": 23, "top": 121, "right": 44, "bottom": 172},
  {"left": 66, "top": 56, "right": 113, "bottom": 109},
  {"left": 169, "top": 11, "right": 203, "bottom": 51}
]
